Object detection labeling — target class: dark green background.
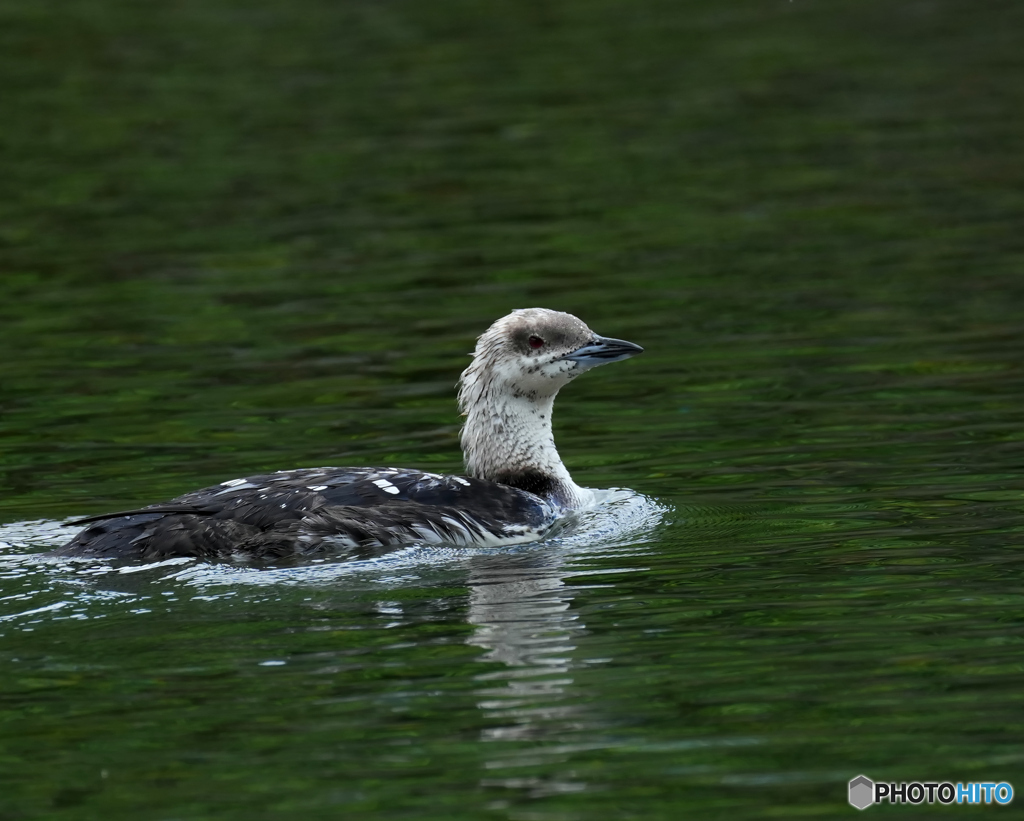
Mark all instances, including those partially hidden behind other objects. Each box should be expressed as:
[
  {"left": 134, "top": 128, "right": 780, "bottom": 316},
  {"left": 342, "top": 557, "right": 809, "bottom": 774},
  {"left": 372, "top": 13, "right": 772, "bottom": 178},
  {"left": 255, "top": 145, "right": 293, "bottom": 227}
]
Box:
[{"left": 2, "top": 0, "right": 1023, "bottom": 818}]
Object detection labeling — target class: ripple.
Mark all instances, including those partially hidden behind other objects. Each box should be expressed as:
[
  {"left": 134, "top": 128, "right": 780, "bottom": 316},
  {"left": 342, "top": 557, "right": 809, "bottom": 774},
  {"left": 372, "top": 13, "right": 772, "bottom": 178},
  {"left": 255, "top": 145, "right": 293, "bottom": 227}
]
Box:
[{"left": 0, "top": 491, "right": 668, "bottom": 623}]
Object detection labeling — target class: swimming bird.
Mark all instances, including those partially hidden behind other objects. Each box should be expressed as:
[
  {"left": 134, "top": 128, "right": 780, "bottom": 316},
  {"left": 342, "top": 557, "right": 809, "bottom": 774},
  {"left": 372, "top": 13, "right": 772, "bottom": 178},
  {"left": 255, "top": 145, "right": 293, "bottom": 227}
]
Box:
[{"left": 56, "top": 308, "right": 643, "bottom": 562}]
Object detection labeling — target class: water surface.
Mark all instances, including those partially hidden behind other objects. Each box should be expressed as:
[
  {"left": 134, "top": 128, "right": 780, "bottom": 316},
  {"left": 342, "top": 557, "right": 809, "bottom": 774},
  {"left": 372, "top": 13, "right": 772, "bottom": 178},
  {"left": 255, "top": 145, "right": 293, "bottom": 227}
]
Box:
[{"left": 2, "top": 0, "right": 1024, "bottom": 818}]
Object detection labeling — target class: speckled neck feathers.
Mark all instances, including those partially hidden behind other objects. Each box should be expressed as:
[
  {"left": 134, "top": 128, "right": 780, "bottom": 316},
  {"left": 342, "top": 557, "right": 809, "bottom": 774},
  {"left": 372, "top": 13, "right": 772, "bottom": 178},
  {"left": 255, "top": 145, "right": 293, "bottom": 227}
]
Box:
[{"left": 457, "top": 309, "right": 595, "bottom": 509}]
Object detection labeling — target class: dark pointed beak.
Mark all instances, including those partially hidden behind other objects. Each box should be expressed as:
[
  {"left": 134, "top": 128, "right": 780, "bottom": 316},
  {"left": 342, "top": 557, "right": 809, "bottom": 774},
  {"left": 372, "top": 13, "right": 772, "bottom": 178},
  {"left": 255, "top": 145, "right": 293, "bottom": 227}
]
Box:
[{"left": 560, "top": 335, "right": 644, "bottom": 366}]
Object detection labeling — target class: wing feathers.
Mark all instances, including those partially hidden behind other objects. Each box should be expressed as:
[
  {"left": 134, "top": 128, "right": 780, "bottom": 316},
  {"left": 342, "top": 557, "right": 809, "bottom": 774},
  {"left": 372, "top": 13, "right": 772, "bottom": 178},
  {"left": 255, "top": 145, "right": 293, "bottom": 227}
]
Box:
[{"left": 57, "top": 467, "right": 556, "bottom": 561}]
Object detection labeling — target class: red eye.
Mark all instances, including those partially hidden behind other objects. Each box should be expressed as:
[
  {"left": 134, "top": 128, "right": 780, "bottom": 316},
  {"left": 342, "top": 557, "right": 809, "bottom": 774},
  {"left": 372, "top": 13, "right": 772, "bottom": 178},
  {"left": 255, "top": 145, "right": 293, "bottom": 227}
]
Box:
[{"left": 528, "top": 335, "right": 544, "bottom": 350}]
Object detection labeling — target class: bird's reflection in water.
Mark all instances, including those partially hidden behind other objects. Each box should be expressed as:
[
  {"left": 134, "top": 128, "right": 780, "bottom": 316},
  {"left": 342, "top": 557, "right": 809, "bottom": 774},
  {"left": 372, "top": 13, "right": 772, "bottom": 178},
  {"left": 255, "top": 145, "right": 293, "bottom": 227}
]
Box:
[{"left": 465, "top": 550, "right": 596, "bottom": 800}]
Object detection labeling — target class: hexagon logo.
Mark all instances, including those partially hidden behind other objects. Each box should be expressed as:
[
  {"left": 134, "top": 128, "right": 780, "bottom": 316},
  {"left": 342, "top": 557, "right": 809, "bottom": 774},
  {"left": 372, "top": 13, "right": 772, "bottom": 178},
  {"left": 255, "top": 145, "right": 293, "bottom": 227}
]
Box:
[{"left": 849, "top": 775, "right": 874, "bottom": 810}]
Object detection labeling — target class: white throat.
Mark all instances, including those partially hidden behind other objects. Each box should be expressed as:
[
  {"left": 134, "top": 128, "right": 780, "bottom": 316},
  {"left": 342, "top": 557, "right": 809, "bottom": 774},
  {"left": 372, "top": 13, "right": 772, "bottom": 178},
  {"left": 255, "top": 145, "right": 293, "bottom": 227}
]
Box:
[{"left": 458, "top": 367, "right": 590, "bottom": 510}]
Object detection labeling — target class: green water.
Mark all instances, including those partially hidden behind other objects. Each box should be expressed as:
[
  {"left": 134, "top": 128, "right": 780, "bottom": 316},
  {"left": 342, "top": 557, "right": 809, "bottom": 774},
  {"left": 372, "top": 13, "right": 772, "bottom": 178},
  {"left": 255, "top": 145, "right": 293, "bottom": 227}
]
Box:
[{"left": 2, "top": 0, "right": 1024, "bottom": 818}]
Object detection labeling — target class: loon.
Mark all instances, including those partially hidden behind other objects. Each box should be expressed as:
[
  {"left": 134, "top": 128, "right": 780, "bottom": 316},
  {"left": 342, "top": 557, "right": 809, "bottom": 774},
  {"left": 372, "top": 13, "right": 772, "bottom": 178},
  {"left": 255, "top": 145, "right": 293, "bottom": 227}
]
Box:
[{"left": 56, "top": 308, "right": 643, "bottom": 562}]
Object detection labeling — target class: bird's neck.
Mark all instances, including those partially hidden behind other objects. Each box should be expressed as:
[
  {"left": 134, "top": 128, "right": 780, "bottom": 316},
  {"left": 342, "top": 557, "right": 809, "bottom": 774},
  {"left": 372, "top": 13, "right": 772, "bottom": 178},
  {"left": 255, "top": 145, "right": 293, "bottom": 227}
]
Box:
[{"left": 460, "top": 390, "right": 588, "bottom": 510}]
